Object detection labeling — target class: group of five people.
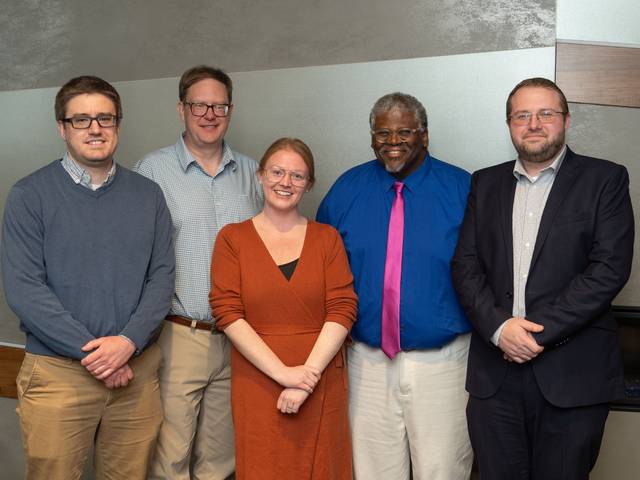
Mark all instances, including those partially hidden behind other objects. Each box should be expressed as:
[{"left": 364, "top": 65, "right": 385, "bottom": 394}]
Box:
[{"left": 1, "top": 65, "right": 633, "bottom": 480}]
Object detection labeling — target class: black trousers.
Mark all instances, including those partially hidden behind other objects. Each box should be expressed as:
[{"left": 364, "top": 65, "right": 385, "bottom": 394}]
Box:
[{"left": 467, "top": 362, "right": 609, "bottom": 480}]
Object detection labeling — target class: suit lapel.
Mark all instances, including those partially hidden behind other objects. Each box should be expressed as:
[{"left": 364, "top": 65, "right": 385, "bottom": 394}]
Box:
[
  {"left": 499, "top": 163, "right": 517, "bottom": 282},
  {"left": 530, "top": 149, "right": 581, "bottom": 270}
]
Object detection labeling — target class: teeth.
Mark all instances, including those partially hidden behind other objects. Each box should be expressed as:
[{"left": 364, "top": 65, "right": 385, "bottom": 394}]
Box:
[{"left": 275, "top": 190, "right": 292, "bottom": 196}]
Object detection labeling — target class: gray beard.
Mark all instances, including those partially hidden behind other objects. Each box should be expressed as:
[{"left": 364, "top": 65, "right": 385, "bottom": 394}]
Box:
[{"left": 516, "top": 132, "right": 565, "bottom": 164}]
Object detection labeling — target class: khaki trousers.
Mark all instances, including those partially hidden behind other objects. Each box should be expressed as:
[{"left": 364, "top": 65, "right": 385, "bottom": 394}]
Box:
[
  {"left": 348, "top": 334, "right": 473, "bottom": 480},
  {"left": 148, "top": 320, "right": 234, "bottom": 480},
  {"left": 16, "top": 343, "right": 163, "bottom": 480}
]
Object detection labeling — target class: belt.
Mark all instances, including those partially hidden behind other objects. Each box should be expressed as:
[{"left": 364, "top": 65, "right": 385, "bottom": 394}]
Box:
[{"left": 166, "top": 315, "right": 221, "bottom": 334}]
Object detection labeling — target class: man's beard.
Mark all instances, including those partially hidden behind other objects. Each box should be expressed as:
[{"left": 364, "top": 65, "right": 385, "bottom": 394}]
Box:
[{"left": 515, "top": 131, "right": 565, "bottom": 164}]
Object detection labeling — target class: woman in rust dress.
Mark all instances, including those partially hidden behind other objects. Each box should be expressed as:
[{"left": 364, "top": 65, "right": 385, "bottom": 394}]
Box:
[{"left": 210, "top": 138, "right": 357, "bottom": 479}]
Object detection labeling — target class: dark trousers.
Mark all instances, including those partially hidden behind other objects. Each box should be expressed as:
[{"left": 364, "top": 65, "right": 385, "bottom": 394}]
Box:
[{"left": 466, "top": 362, "right": 609, "bottom": 480}]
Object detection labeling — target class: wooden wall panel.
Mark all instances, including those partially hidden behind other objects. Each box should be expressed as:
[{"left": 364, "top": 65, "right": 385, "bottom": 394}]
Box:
[
  {"left": 556, "top": 42, "right": 640, "bottom": 108},
  {"left": 0, "top": 345, "right": 24, "bottom": 398}
]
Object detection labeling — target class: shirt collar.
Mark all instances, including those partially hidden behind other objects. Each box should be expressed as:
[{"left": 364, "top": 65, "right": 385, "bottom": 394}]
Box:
[
  {"left": 513, "top": 145, "right": 567, "bottom": 181},
  {"left": 177, "top": 134, "right": 237, "bottom": 174},
  {"left": 62, "top": 152, "right": 116, "bottom": 189},
  {"left": 375, "top": 152, "right": 432, "bottom": 192}
]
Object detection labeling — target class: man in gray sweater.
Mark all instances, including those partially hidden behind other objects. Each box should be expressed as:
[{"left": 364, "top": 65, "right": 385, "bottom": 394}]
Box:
[{"left": 1, "top": 76, "right": 175, "bottom": 480}]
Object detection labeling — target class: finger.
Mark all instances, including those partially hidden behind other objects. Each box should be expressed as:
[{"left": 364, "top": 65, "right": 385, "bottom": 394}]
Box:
[
  {"left": 522, "top": 320, "right": 544, "bottom": 333},
  {"left": 81, "top": 339, "right": 100, "bottom": 352},
  {"left": 96, "top": 368, "right": 115, "bottom": 380}
]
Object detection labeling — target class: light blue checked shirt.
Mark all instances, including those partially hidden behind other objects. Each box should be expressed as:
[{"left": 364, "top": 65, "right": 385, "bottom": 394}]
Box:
[
  {"left": 61, "top": 152, "right": 116, "bottom": 190},
  {"left": 134, "top": 134, "right": 263, "bottom": 323}
]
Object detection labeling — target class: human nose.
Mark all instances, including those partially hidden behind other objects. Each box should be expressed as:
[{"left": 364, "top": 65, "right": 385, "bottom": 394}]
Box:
[
  {"left": 203, "top": 105, "right": 216, "bottom": 119},
  {"left": 279, "top": 171, "right": 293, "bottom": 186},
  {"left": 528, "top": 113, "right": 542, "bottom": 129},
  {"left": 387, "top": 131, "right": 402, "bottom": 144},
  {"left": 88, "top": 118, "right": 102, "bottom": 133}
]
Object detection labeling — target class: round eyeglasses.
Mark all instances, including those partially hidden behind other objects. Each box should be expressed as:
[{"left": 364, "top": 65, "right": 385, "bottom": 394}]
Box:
[{"left": 265, "top": 166, "right": 309, "bottom": 187}]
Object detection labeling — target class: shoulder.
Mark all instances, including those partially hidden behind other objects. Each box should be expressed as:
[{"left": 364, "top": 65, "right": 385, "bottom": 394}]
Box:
[
  {"left": 134, "top": 144, "right": 179, "bottom": 176},
  {"left": 218, "top": 219, "right": 254, "bottom": 243},
  {"left": 9, "top": 161, "right": 63, "bottom": 201},
  {"left": 325, "top": 160, "right": 379, "bottom": 196},
  {"left": 116, "top": 165, "right": 167, "bottom": 198},
  {"left": 308, "top": 220, "right": 344, "bottom": 249},
  {"left": 429, "top": 156, "right": 471, "bottom": 187},
  {"left": 565, "top": 149, "right": 627, "bottom": 177},
  {"left": 471, "top": 160, "right": 515, "bottom": 184},
  {"left": 230, "top": 149, "right": 258, "bottom": 169}
]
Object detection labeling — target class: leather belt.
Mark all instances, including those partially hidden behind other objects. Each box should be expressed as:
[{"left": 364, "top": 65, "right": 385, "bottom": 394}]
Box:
[{"left": 166, "top": 315, "right": 221, "bottom": 334}]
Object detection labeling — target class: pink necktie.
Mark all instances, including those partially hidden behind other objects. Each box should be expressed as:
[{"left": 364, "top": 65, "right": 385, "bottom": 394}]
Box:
[{"left": 381, "top": 181, "right": 404, "bottom": 359}]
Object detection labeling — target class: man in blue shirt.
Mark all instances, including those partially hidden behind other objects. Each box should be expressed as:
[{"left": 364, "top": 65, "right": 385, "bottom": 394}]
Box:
[{"left": 317, "top": 92, "right": 473, "bottom": 480}]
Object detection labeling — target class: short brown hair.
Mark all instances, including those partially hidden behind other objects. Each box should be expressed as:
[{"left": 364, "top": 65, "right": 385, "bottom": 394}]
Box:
[
  {"left": 259, "top": 138, "right": 316, "bottom": 188},
  {"left": 506, "top": 77, "right": 569, "bottom": 119},
  {"left": 178, "top": 65, "right": 233, "bottom": 103},
  {"left": 55, "top": 76, "right": 122, "bottom": 122}
]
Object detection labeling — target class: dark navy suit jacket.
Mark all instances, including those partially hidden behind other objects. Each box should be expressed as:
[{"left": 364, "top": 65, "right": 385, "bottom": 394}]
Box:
[{"left": 452, "top": 147, "right": 634, "bottom": 408}]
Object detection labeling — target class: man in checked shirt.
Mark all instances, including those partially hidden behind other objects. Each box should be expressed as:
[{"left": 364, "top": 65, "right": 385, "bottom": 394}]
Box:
[{"left": 136, "top": 65, "right": 263, "bottom": 480}]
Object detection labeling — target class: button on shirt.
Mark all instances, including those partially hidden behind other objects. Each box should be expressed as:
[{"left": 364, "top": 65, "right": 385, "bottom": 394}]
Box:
[
  {"left": 317, "top": 155, "right": 471, "bottom": 349},
  {"left": 134, "top": 135, "right": 263, "bottom": 323},
  {"left": 491, "top": 146, "right": 566, "bottom": 344}
]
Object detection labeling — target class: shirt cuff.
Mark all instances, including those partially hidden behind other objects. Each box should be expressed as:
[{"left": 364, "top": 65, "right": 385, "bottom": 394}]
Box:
[
  {"left": 491, "top": 321, "right": 508, "bottom": 347},
  {"left": 119, "top": 334, "right": 140, "bottom": 356}
]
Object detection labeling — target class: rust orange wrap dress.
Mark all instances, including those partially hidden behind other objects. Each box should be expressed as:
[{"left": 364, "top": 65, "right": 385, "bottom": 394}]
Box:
[{"left": 210, "top": 219, "right": 358, "bottom": 479}]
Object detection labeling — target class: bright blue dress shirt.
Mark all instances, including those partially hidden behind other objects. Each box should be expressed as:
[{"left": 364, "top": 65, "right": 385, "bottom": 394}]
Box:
[{"left": 317, "top": 154, "right": 471, "bottom": 349}]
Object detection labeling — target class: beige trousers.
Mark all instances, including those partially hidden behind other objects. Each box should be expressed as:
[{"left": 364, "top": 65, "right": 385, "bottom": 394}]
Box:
[
  {"left": 148, "top": 320, "right": 234, "bottom": 480},
  {"left": 16, "top": 343, "right": 163, "bottom": 480},
  {"left": 348, "top": 334, "right": 473, "bottom": 480}
]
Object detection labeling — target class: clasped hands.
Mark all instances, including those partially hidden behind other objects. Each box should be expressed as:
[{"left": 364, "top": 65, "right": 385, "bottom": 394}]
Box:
[
  {"left": 499, "top": 317, "right": 544, "bottom": 364},
  {"left": 274, "top": 364, "right": 321, "bottom": 415},
  {"left": 80, "top": 336, "right": 136, "bottom": 389}
]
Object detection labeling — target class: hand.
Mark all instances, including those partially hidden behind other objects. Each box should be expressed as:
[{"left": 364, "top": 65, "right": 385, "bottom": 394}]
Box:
[
  {"left": 103, "top": 364, "right": 134, "bottom": 389},
  {"left": 274, "top": 365, "right": 321, "bottom": 393},
  {"left": 81, "top": 336, "right": 136, "bottom": 380},
  {"left": 498, "top": 317, "right": 544, "bottom": 364},
  {"left": 277, "top": 388, "right": 310, "bottom": 414}
]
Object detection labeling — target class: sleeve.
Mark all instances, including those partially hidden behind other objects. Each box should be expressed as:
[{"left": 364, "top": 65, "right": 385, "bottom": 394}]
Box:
[
  {"left": 1, "top": 185, "right": 95, "bottom": 359},
  {"left": 324, "top": 227, "right": 358, "bottom": 330},
  {"left": 531, "top": 164, "right": 635, "bottom": 346},
  {"left": 450, "top": 173, "right": 512, "bottom": 342},
  {"left": 210, "top": 226, "right": 246, "bottom": 330},
  {"left": 119, "top": 186, "right": 175, "bottom": 350}
]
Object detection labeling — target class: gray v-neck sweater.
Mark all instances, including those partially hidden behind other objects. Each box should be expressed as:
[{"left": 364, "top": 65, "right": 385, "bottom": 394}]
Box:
[{"left": 1, "top": 160, "right": 175, "bottom": 359}]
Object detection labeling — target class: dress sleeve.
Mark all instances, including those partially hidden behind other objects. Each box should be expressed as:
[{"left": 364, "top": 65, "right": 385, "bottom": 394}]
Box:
[
  {"left": 323, "top": 226, "right": 358, "bottom": 330},
  {"left": 210, "top": 225, "right": 246, "bottom": 330}
]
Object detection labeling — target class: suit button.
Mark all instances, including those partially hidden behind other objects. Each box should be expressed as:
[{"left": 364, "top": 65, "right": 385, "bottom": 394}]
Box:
[{"left": 506, "top": 292, "right": 513, "bottom": 299}]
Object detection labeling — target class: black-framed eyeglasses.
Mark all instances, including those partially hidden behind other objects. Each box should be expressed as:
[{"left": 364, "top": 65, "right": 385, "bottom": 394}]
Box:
[
  {"left": 371, "top": 128, "right": 424, "bottom": 144},
  {"left": 265, "top": 166, "right": 309, "bottom": 187},
  {"left": 62, "top": 114, "right": 120, "bottom": 129},
  {"left": 184, "top": 102, "right": 231, "bottom": 117},
  {"left": 509, "top": 109, "right": 566, "bottom": 126}
]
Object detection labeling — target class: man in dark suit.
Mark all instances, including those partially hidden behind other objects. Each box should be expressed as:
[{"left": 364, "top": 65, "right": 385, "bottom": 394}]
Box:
[{"left": 451, "top": 77, "right": 634, "bottom": 479}]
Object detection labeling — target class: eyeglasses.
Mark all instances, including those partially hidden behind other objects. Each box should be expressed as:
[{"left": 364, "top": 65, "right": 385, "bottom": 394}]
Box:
[
  {"left": 62, "top": 114, "right": 119, "bottom": 129},
  {"left": 265, "top": 166, "right": 309, "bottom": 187},
  {"left": 184, "top": 102, "right": 231, "bottom": 117},
  {"left": 509, "top": 109, "right": 566, "bottom": 126},
  {"left": 371, "top": 128, "right": 423, "bottom": 144}
]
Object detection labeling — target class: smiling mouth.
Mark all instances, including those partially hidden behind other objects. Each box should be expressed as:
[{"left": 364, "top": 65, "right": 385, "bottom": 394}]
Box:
[
  {"left": 274, "top": 190, "right": 293, "bottom": 196},
  {"left": 86, "top": 139, "right": 106, "bottom": 145}
]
